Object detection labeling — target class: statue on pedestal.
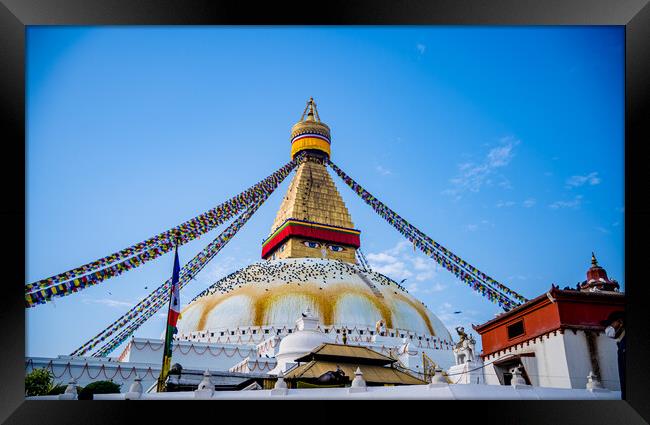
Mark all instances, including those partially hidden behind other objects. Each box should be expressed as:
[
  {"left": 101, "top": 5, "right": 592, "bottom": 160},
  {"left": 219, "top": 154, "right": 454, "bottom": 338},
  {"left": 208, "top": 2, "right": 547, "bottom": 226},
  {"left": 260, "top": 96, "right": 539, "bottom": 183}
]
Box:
[
  {"left": 452, "top": 326, "right": 476, "bottom": 365},
  {"left": 375, "top": 319, "right": 386, "bottom": 337}
]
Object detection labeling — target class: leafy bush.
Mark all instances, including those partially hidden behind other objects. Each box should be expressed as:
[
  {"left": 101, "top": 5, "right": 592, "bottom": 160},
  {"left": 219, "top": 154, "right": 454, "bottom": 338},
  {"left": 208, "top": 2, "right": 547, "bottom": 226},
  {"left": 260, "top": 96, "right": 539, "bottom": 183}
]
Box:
[
  {"left": 78, "top": 380, "right": 121, "bottom": 399},
  {"left": 25, "top": 368, "right": 54, "bottom": 396}
]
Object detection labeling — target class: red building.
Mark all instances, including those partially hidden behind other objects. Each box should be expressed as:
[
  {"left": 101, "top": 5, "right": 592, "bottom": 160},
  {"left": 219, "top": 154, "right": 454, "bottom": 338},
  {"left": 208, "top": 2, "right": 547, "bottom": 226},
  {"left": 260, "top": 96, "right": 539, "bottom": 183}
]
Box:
[{"left": 472, "top": 254, "right": 624, "bottom": 390}]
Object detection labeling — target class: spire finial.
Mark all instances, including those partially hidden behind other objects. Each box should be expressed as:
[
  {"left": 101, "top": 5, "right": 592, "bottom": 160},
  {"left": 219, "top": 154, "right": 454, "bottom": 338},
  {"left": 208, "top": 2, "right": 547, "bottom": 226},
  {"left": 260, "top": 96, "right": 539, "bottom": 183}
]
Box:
[
  {"left": 591, "top": 252, "right": 598, "bottom": 266},
  {"left": 305, "top": 97, "right": 319, "bottom": 122}
]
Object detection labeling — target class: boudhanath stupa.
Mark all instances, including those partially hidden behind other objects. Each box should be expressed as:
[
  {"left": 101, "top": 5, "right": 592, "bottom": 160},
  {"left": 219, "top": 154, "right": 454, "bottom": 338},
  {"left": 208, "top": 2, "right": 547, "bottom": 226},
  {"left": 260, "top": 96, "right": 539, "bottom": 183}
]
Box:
[
  {"left": 174, "top": 98, "right": 454, "bottom": 373},
  {"left": 26, "top": 99, "right": 622, "bottom": 400}
]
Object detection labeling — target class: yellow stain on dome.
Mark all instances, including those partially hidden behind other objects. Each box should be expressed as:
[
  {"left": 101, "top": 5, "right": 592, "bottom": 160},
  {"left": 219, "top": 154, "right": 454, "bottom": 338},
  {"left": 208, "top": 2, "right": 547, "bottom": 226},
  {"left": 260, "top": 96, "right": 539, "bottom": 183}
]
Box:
[
  {"left": 330, "top": 283, "right": 394, "bottom": 329},
  {"left": 188, "top": 281, "right": 402, "bottom": 331},
  {"left": 252, "top": 284, "right": 334, "bottom": 325},
  {"left": 391, "top": 291, "right": 436, "bottom": 335}
]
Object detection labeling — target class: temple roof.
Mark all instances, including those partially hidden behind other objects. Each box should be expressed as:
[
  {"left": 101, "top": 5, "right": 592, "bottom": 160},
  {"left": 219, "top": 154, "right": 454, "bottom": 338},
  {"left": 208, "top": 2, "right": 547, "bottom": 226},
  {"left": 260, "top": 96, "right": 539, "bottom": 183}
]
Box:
[
  {"left": 286, "top": 343, "right": 425, "bottom": 385},
  {"left": 294, "top": 343, "right": 396, "bottom": 364},
  {"left": 284, "top": 360, "right": 426, "bottom": 385}
]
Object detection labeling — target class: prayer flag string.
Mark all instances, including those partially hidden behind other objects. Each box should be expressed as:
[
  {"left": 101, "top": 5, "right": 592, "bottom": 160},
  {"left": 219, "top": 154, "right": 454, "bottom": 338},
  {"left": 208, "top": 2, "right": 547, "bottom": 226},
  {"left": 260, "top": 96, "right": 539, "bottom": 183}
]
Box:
[
  {"left": 25, "top": 159, "right": 299, "bottom": 307},
  {"left": 68, "top": 155, "right": 301, "bottom": 355},
  {"left": 327, "top": 159, "right": 526, "bottom": 310},
  {"left": 86, "top": 199, "right": 266, "bottom": 357}
]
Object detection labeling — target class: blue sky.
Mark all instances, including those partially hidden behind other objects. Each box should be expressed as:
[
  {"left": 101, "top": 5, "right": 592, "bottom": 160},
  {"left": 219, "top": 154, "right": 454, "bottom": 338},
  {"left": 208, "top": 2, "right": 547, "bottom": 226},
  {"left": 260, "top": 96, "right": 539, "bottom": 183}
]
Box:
[{"left": 26, "top": 26, "right": 624, "bottom": 358}]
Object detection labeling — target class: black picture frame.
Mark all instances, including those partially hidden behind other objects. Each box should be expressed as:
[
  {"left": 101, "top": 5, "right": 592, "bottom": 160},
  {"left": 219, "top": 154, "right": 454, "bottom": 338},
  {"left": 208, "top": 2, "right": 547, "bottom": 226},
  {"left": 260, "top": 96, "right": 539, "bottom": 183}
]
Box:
[{"left": 1, "top": 0, "right": 648, "bottom": 423}]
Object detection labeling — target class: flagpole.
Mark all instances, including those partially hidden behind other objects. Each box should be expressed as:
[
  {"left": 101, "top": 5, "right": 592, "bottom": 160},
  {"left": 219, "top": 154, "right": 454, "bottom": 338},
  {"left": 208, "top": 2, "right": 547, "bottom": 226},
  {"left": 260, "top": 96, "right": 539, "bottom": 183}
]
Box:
[{"left": 157, "top": 231, "right": 181, "bottom": 392}]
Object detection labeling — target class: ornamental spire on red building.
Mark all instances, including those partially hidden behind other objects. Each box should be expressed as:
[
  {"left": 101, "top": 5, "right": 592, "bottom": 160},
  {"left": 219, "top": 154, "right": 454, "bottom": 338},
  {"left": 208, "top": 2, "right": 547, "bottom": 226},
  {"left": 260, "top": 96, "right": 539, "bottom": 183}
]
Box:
[{"left": 579, "top": 252, "right": 620, "bottom": 292}]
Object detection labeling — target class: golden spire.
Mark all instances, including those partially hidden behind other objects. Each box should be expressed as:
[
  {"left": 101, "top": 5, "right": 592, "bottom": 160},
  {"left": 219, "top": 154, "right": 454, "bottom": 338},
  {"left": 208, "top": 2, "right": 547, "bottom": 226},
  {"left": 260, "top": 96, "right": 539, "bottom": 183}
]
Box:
[
  {"left": 591, "top": 252, "right": 598, "bottom": 266},
  {"left": 262, "top": 99, "right": 360, "bottom": 263},
  {"left": 290, "top": 97, "right": 331, "bottom": 159},
  {"left": 300, "top": 97, "right": 321, "bottom": 122}
]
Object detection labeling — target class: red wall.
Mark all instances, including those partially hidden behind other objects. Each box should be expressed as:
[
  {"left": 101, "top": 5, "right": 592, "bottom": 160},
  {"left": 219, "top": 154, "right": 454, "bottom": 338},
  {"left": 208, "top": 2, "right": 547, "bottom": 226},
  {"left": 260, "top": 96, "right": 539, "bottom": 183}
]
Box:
[
  {"left": 476, "top": 290, "right": 625, "bottom": 357},
  {"left": 478, "top": 298, "right": 560, "bottom": 357},
  {"left": 556, "top": 297, "right": 624, "bottom": 328}
]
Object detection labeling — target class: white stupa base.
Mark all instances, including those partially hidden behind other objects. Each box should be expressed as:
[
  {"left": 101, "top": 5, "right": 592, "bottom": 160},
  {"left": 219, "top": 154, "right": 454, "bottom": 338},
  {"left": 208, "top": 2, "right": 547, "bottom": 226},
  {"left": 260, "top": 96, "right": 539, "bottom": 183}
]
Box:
[{"left": 447, "top": 360, "right": 484, "bottom": 385}]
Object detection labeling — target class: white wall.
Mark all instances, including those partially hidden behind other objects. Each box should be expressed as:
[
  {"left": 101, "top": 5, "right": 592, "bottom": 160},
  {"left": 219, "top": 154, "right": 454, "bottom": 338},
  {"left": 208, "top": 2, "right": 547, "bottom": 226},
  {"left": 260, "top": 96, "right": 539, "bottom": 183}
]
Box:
[
  {"left": 125, "top": 338, "right": 260, "bottom": 372},
  {"left": 562, "top": 331, "right": 620, "bottom": 391},
  {"left": 482, "top": 330, "right": 620, "bottom": 390},
  {"left": 26, "top": 357, "right": 160, "bottom": 390},
  {"left": 483, "top": 332, "right": 572, "bottom": 388}
]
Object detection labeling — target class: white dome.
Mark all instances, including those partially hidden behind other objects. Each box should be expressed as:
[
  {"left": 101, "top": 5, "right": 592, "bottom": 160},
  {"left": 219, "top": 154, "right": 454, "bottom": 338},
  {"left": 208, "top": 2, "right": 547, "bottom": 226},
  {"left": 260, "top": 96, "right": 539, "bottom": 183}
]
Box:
[
  {"left": 278, "top": 329, "right": 332, "bottom": 359},
  {"left": 271, "top": 313, "right": 334, "bottom": 374},
  {"left": 178, "top": 258, "right": 452, "bottom": 341}
]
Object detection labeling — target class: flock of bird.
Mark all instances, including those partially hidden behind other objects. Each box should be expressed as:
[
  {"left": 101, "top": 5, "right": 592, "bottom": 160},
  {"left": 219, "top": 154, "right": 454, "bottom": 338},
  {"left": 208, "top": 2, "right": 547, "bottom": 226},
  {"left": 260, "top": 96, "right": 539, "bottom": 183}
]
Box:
[{"left": 191, "top": 257, "right": 412, "bottom": 303}]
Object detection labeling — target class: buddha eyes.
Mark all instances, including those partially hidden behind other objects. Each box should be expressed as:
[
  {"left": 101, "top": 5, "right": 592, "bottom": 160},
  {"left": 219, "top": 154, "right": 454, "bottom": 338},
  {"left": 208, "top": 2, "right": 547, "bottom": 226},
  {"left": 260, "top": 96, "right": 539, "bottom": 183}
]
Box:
[{"left": 302, "top": 241, "right": 345, "bottom": 252}]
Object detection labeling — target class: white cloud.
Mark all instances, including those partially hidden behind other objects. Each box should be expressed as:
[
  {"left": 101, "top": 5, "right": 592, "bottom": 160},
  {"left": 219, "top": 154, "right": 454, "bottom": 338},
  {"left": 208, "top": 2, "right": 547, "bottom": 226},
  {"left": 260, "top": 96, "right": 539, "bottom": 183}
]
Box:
[
  {"left": 366, "top": 240, "right": 440, "bottom": 287},
  {"left": 371, "top": 261, "right": 413, "bottom": 281},
  {"left": 366, "top": 252, "right": 398, "bottom": 264},
  {"left": 549, "top": 195, "right": 583, "bottom": 210},
  {"left": 443, "top": 137, "right": 519, "bottom": 200},
  {"left": 523, "top": 198, "right": 536, "bottom": 208},
  {"left": 596, "top": 226, "right": 611, "bottom": 234},
  {"left": 566, "top": 172, "right": 601, "bottom": 188},
  {"left": 375, "top": 165, "right": 392, "bottom": 176},
  {"left": 82, "top": 298, "right": 134, "bottom": 309},
  {"left": 486, "top": 143, "right": 515, "bottom": 167},
  {"left": 416, "top": 43, "right": 426, "bottom": 55},
  {"left": 496, "top": 200, "right": 515, "bottom": 208},
  {"left": 423, "top": 282, "right": 447, "bottom": 293},
  {"left": 202, "top": 256, "right": 245, "bottom": 282},
  {"left": 407, "top": 282, "right": 420, "bottom": 293},
  {"left": 463, "top": 224, "right": 478, "bottom": 232}
]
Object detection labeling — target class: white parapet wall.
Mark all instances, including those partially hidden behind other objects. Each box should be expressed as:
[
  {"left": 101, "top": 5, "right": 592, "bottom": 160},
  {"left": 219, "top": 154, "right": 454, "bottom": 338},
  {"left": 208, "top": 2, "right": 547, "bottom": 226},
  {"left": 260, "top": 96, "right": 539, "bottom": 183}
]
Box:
[
  {"left": 27, "top": 382, "right": 621, "bottom": 401},
  {"left": 123, "top": 338, "right": 260, "bottom": 372}
]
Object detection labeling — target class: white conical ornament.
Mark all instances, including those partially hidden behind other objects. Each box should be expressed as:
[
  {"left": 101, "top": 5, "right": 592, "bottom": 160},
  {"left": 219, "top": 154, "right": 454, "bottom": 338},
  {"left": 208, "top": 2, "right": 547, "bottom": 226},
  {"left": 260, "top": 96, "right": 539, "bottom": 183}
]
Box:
[
  {"left": 352, "top": 367, "right": 366, "bottom": 388},
  {"left": 64, "top": 380, "right": 77, "bottom": 395},
  {"left": 430, "top": 368, "right": 448, "bottom": 385},
  {"left": 198, "top": 369, "right": 213, "bottom": 390},
  {"left": 510, "top": 366, "right": 528, "bottom": 387},
  {"left": 126, "top": 374, "right": 143, "bottom": 400},
  {"left": 194, "top": 369, "right": 214, "bottom": 399},
  {"left": 58, "top": 380, "right": 78, "bottom": 400},
  {"left": 274, "top": 371, "right": 288, "bottom": 389},
  {"left": 271, "top": 371, "right": 289, "bottom": 396},
  {"left": 586, "top": 371, "right": 607, "bottom": 392},
  {"left": 129, "top": 375, "right": 143, "bottom": 394},
  {"left": 349, "top": 367, "right": 367, "bottom": 393}
]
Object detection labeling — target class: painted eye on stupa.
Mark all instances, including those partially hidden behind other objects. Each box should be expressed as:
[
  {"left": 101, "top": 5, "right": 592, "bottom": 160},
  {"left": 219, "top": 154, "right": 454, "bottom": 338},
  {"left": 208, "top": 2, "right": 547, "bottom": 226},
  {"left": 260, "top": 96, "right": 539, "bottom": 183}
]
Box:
[
  {"left": 303, "top": 241, "right": 321, "bottom": 249},
  {"left": 328, "top": 245, "right": 345, "bottom": 252}
]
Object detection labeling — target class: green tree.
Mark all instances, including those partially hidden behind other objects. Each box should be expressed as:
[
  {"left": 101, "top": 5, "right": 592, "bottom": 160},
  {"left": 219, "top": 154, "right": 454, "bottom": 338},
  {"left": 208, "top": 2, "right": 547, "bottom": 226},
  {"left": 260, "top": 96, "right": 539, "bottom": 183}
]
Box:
[{"left": 25, "top": 368, "right": 54, "bottom": 396}]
